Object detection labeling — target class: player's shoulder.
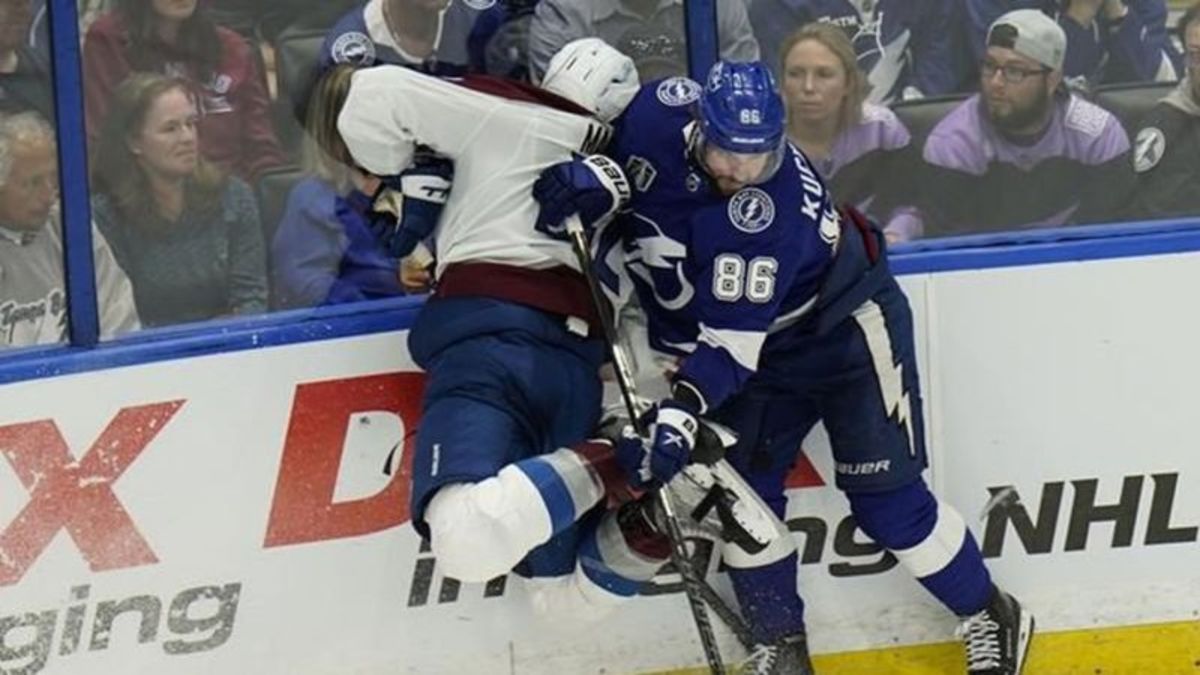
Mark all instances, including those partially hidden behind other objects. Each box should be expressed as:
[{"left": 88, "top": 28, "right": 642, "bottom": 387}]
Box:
[{"left": 623, "top": 77, "right": 704, "bottom": 123}]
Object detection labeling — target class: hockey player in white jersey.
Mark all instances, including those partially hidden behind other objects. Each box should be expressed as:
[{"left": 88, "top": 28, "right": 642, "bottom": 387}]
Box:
[{"left": 308, "top": 40, "right": 735, "bottom": 619}]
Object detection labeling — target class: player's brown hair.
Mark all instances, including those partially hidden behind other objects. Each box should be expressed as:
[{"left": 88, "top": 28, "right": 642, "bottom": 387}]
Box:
[{"left": 778, "top": 22, "right": 868, "bottom": 135}]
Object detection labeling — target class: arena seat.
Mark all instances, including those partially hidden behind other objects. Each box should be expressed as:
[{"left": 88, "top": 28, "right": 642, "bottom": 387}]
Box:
[
  {"left": 256, "top": 164, "right": 307, "bottom": 250},
  {"left": 272, "top": 26, "right": 328, "bottom": 157},
  {"left": 1092, "top": 80, "right": 1177, "bottom": 134},
  {"left": 891, "top": 93, "right": 970, "bottom": 150}
]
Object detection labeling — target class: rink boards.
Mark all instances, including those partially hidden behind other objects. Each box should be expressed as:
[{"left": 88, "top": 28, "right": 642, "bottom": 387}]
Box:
[{"left": 1, "top": 248, "right": 1199, "bottom": 674}]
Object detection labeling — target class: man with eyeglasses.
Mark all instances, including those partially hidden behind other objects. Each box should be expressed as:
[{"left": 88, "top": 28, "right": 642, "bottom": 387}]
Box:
[
  {"left": 1128, "top": 2, "right": 1200, "bottom": 220},
  {"left": 920, "top": 9, "right": 1134, "bottom": 236}
]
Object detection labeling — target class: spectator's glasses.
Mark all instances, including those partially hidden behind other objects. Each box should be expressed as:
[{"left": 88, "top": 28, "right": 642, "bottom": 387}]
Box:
[{"left": 981, "top": 60, "right": 1050, "bottom": 84}]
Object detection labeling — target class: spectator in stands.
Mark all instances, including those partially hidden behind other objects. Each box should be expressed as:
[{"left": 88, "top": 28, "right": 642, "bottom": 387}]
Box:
[
  {"left": 528, "top": 0, "right": 759, "bottom": 82},
  {"left": 965, "top": 1, "right": 1181, "bottom": 89},
  {"left": 271, "top": 88, "right": 426, "bottom": 309},
  {"left": 319, "top": 0, "right": 487, "bottom": 75},
  {"left": 26, "top": 0, "right": 108, "bottom": 63},
  {"left": 91, "top": 73, "right": 268, "bottom": 327},
  {"left": 750, "top": 0, "right": 970, "bottom": 104},
  {"left": 83, "top": 0, "right": 285, "bottom": 182},
  {"left": 0, "top": 112, "right": 139, "bottom": 348},
  {"left": 0, "top": 0, "right": 54, "bottom": 120},
  {"left": 780, "top": 22, "right": 923, "bottom": 243},
  {"left": 922, "top": 9, "right": 1133, "bottom": 235},
  {"left": 1129, "top": 2, "right": 1200, "bottom": 220},
  {"left": 468, "top": 0, "right": 540, "bottom": 81}
]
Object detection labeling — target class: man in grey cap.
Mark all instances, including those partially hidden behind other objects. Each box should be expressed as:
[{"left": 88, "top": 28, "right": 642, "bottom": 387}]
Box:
[
  {"left": 0, "top": 111, "right": 138, "bottom": 348},
  {"left": 527, "top": 0, "right": 759, "bottom": 82},
  {"left": 919, "top": 8, "right": 1135, "bottom": 236},
  {"left": 1128, "top": 1, "right": 1200, "bottom": 220}
]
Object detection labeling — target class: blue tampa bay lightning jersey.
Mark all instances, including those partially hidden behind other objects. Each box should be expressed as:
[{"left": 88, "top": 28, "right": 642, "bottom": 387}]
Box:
[{"left": 602, "top": 77, "right": 844, "bottom": 411}]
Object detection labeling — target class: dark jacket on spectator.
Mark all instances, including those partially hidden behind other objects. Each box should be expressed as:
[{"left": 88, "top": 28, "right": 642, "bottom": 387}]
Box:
[
  {"left": 92, "top": 177, "right": 268, "bottom": 327},
  {"left": 529, "top": 0, "right": 760, "bottom": 82},
  {"left": 965, "top": 0, "right": 1182, "bottom": 87},
  {"left": 272, "top": 177, "right": 405, "bottom": 309},
  {"left": 751, "top": 0, "right": 970, "bottom": 104},
  {"left": 1129, "top": 77, "right": 1200, "bottom": 220},
  {"left": 0, "top": 46, "right": 54, "bottom": 120},
  {"left": 921, "top": 92, "right": 1134, "bottom": 235},
  {"left": 83, "top": 12, "right": 285, "bottom": 182}
]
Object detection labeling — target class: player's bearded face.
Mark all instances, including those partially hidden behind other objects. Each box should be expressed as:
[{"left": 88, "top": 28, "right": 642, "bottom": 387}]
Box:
[{"left": 702, "top": 146, "right": 772, "bottom": 195}]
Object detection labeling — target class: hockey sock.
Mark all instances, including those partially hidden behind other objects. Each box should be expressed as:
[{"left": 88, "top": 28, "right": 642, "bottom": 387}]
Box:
[
  {"left": 849, "top": 481, "right": 993, "bottom": 617},
  {"left": 513, "top": 442, "right": 612, "bottom": 535},
  {"left": 729, "top": 552, "right": 807, "bottom": 644}
]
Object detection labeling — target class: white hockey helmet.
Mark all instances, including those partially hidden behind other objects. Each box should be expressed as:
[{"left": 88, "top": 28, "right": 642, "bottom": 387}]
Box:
[{"left": 541, "top": 38, "right": 640, "bottom": 123}]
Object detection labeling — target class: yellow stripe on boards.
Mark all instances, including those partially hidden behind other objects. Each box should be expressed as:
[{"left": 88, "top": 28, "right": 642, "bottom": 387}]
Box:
[{"left": 643, "top": 620, "right": 1200, "bottom": 674}]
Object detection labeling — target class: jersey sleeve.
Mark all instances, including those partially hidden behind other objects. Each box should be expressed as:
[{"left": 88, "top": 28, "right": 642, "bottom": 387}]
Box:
[
  {"left": 674, "top": 195, "right": 833, "bottom": 412},
  {"left": 336, "top": 66, "right": 485, "bottom": 176}
]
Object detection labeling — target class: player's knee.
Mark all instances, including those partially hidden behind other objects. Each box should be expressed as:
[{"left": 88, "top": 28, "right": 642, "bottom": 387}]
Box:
[
  {"left": 847, "top": 480, "right": 969, "bottom": 578},
  {"left": 846, "top": 479, "right": 939, "bottom": 550},
  {"left": 425, "top": 478, "right": 544, "bottom": 582}
]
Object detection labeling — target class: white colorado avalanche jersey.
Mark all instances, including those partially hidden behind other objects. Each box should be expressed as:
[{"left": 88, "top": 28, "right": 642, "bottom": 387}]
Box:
[{"left": 337, "top": 65, "right": 611, "bottom": 277}]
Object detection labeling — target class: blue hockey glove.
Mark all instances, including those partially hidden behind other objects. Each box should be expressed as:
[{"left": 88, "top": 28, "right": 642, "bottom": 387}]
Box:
[
  {"left": 613, "top": 400, "right": 699, "bottom": 489},
  {"left": 380, "top": 148, "right": 453, "bottom": 258},
  {"left": 533, "top": 154, "right": 631, "bottom": 240}
]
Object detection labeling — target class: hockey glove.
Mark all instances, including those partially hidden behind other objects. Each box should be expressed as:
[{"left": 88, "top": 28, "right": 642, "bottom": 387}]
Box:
[
  {"left": 533, "top": 154, "right": 631, "bottom": 240},
  {"left": 380, "top": 148, "right": 453, "bottom": 258},
  {"left": 614, "top": 400, "right": 699, "bottom": 489}
]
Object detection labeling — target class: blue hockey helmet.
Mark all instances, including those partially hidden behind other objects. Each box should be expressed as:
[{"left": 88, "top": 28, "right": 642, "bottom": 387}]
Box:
[{"left": 694, "top": 61, "right": 787, "bottom": 192}]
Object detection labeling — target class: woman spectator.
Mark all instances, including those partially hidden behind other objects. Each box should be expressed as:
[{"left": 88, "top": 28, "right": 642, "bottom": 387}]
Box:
[
  {"left": 780, "top": 22, "right": 923, "bottom": 244},
  {"left": 271, "top": 86, "right": 428, "bottom": 310},
  {"left": 83, "top": 0, "right": 285, "bottom": 182},
  {"left": 91, "top": 73, "right": 268, "bottom": 327}
]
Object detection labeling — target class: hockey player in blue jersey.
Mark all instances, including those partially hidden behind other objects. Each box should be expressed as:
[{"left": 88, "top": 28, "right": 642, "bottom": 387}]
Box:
[
  {"left": 305, "top": 40, "right": 737, "bottom": 623},
  {"left": 533, "top": 62, "right": 1035, "bottom": 674}
]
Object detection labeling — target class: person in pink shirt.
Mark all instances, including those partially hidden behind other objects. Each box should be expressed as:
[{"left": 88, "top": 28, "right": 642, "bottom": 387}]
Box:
[{"left": 83, "top": 0, "right": 285, "bottom": 182}]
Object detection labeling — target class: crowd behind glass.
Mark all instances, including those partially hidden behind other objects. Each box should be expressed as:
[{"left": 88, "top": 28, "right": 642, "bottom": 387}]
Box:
[{"left": 1, "top": 0, "right": 1197, "bottom": 348}]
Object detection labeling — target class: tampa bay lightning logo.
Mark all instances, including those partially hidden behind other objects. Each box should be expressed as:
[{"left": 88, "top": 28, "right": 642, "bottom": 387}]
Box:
[
  {"left": 727, "top": 188, "right": 775, "bottom": 234},
  {"left": 331, "top": 32, "right": 376, "bottom": 66},
  {"left": 656, "top": 77, "right": 702, "bottom": 107}
]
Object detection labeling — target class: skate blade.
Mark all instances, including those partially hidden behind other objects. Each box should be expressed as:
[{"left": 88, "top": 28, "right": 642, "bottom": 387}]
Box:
[{"left": 1014, "top": 611, "right": 1035, "bottom": 674}]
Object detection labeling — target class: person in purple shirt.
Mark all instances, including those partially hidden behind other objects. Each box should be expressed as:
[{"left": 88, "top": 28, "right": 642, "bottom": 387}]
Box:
[
  {"left": 922, "top": 9, "right": 1134, "bottom": 236},
  {"left": 965, "top": 0, "right": 1182, "bottom": 88},
  {"left": 780, "top": 22, "right": 923, "bottom": 244},
  {"left": 749, "top": 0, "right": 970, "bottom": 104}
]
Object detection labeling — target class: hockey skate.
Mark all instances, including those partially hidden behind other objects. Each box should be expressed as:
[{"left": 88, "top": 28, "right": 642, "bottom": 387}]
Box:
[
  {"left": 743, "top": 632, "right": 814, "bottom": 675},
  {"left": 957, "top": 587, "right": 1035, "bottom": 674}
]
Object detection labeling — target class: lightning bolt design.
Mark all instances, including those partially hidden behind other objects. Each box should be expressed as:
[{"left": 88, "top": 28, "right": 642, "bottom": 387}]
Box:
[
  {"left": 625, "top": 213, "right": 695, "bottom": 310},
  {"left": 853, "top": 300, "right": 917, "bottom": 456}
]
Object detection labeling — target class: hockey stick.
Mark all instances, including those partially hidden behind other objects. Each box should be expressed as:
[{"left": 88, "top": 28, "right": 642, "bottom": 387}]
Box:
[{"left": 564, "top": 215, "right": 730, "bottom": 674}]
